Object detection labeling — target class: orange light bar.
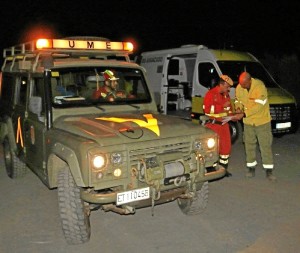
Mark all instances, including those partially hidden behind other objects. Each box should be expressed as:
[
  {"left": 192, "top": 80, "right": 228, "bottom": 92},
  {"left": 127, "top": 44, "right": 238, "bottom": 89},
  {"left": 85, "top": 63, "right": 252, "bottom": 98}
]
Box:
[
  {"left": 36, "top": 39, "right": 52, "bottom": 49},
  {"left": 35, "top": 38, "right": 133, "bottom": 52},
  {"left": 123, "top": 42, "right": 134, "bottom": 52}
]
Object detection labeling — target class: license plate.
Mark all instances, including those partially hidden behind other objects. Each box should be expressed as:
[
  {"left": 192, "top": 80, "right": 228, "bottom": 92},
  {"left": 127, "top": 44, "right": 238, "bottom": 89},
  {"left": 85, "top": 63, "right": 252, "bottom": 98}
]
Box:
[
  {"left": 117, "top": 187, "right": 150, "bottom": 205},
  {"left": 276, "top": 122, "right": 291, "bottom": 129}
]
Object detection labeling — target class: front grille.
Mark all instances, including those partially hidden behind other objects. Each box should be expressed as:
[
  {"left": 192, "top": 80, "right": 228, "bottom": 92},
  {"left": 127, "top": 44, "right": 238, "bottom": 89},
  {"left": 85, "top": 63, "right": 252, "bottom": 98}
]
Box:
[
  {"left": 270, "top": 103, "right": 298, "bottom": 134},
  {"left": 270, "top": 104, "right": 294, "bottom": 121},
  {"left": 129, "top": 138, "right": 191, "bottom": 165}
]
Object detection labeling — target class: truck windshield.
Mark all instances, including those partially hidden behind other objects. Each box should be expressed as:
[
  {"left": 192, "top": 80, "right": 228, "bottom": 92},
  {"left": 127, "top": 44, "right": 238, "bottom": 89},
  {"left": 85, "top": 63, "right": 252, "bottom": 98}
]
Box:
[
  {"left": 50, "top": 67, "right": 151, "bottom": 107},
  {"left": 217, "top": 61, "right": 278, "bottom": 88}
]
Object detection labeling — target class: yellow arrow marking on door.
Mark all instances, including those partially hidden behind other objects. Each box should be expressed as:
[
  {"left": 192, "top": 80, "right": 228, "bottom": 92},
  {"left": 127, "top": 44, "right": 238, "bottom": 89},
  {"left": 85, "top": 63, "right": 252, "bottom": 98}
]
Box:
[
  {"left": 96, "top": 114, "right": 160, "bottom": 136},
  {"left": 16, "top": 116, "right": 24, "bottom": 148}
]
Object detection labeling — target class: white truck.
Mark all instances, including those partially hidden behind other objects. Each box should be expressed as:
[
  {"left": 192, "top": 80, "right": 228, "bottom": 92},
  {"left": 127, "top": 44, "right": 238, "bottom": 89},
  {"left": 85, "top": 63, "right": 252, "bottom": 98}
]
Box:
[{"left": 139, "top": 45, "right": 298, "bottom": 143}]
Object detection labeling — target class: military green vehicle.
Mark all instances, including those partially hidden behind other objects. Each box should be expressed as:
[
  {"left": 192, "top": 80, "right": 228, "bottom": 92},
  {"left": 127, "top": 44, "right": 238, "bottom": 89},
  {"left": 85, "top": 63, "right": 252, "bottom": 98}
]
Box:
[{"left": 0, "top": 37, "right": 225, "bottom": 244}]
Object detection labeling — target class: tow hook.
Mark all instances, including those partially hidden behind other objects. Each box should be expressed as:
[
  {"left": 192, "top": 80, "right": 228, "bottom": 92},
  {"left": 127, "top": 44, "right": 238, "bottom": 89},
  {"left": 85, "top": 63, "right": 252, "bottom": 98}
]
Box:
[
  {"left": 173, "top": 176, "right": 187, "bottom": 186},
  {"left": 151, "top": 186, "right": 161, "bottom": 216}
]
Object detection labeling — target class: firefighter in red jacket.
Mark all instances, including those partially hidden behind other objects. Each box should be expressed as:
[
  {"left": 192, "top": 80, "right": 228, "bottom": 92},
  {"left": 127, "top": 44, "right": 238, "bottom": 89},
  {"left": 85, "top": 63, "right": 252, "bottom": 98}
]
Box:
[
  {"left": 203, "top": 75, "right": 234, "bottom": 177},
  {"left": 92, "top": 70, "right": 126, "bottom": 101}
]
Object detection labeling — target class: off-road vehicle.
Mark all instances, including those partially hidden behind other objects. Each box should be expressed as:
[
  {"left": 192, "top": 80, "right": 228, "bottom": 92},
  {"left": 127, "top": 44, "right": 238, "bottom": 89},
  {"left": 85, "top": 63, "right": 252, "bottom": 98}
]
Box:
[{"left": 0, "top": 37, "right": 225, "bottom": 244}]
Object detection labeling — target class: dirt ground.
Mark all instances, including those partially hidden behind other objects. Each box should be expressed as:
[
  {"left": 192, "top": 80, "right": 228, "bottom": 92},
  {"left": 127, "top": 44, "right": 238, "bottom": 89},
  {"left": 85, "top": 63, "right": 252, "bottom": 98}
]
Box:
[{"left": 0, "top": 129, "right": 300, "bottom": 253}]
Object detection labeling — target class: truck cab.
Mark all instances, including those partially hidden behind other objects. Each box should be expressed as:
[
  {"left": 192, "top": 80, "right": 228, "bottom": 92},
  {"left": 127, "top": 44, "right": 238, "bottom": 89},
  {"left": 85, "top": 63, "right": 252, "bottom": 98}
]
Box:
[{"left": 0, "top": 37, "right": 225, "bottom": 244}]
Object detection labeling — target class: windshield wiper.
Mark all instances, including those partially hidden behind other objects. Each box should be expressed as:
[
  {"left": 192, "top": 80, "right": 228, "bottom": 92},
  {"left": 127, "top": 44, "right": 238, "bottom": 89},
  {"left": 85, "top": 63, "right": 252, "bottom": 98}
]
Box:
[
  {"left": 127, "top": 103, "right": 140, "bottom": 110},
  {"left": 111, "top": 100, "right": 141, "bottom": 109},
  {"left": 95, "top": 105, "right": 106, "bottom": 111}
]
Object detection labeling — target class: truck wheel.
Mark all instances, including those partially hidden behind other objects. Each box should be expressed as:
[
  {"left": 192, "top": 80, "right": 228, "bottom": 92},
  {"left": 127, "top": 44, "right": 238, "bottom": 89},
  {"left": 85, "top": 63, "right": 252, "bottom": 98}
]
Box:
[
  {"left": 3, "top": 137, "right": 26, "bottom": 178},
  {"left": 58, "top": 167, "right": 91, "bottom": 244},
  {"left": 177, "top": 181, "right": 208, "bottom": 215},
  {"left": 229, "top": 121, "right": 243, "bottom": 144}
]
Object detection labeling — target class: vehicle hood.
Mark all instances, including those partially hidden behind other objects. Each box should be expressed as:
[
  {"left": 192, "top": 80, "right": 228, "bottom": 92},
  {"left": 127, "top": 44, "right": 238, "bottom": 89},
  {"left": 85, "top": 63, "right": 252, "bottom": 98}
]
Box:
[
  {"left": 54, "top": 112, "right": 207, "bottom": 146},
  {"left": 267, "top": 87, "right": 295, "bottom": 104}
]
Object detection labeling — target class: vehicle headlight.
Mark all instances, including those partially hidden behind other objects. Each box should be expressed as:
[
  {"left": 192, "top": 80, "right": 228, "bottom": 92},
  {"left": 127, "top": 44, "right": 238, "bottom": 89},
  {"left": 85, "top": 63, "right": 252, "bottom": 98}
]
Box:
[
  {"left": 111, "top": 153, "right": 122, "bottom": 164},
  {"left": 92, "top": 155, "right": 106, "bottom": 169},
  {"left": 207, "top": 138, "right": 216, "bottom": 149}
]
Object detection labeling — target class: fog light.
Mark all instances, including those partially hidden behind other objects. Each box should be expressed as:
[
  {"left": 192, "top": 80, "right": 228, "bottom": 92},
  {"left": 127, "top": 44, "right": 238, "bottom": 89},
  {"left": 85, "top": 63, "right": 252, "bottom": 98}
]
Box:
[{"left": 114, "top": 168, "right": 122, "bottom": 177}]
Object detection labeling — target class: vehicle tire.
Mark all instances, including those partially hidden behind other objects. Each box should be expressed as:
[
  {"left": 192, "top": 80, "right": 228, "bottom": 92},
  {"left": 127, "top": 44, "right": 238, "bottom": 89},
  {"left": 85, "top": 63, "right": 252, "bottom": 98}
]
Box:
[
  {"left": 177, "top": 181, "right": 209, "bottom": 215},
  {"left": 57, "top": 167, "right": 91, "bottom": 244},
  {"left": 3, "top": 137, "right": 27, "bottom": 178},
  {"left": 229, "top": 121, "right": 243, "bottom": 144}
]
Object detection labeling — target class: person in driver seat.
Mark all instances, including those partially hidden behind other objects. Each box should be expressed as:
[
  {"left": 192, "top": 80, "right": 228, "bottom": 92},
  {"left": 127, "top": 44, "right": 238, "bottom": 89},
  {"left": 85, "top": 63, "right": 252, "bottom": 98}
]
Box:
[{"left": 92, "top": 70, "right": 126, "bottom": 101}]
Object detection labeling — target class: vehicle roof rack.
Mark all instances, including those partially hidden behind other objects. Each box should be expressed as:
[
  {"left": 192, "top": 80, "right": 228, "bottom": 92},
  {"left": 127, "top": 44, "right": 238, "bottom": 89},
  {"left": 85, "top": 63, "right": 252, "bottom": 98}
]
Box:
[{"left": 2, "top": 37, "right": 134, "bottom": 72}]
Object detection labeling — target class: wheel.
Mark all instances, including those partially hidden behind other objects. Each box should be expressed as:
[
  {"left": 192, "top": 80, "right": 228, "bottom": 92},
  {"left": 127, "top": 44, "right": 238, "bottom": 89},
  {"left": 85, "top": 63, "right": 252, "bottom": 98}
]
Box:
[
  {"left": 3, "top": 137, "right": 26, "bottom": 178},
  {"left": 57, "top": 167, "right": 91, "bottom": 244},
  {"left": 177, "top": 181, "right": 209, "bottom": 215},
  {"left": 229, "top": 121, "right": 243, "bottom": 144}
]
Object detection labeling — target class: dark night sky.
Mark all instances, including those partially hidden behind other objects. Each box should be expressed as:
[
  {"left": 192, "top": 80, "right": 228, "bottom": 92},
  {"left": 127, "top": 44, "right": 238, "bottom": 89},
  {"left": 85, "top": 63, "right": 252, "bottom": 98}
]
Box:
[{"left": 1, "top": 0, "right": 300, "bottom": 59}]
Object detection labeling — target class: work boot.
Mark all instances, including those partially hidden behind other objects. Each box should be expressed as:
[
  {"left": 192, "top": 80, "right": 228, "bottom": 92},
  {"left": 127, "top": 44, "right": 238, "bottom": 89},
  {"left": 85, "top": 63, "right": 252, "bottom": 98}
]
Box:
[
  {"left": 266, "top": 169, "right": 276, "bottom": 182},
  {"left": 221, "top": 163, "right": 232, "bottom": 177},
  {"left": 246, "top": 167, "right": 255, "bottom": 178},
  {"left": 225, "top": 170, "right": 232, "bottom": 177}
]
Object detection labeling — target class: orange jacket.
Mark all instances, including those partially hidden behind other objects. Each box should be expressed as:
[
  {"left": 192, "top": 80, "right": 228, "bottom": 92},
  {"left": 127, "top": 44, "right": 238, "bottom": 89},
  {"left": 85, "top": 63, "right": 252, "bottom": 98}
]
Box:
[{"left": 203, "top": 86, "right": 233, "bottom": 120}]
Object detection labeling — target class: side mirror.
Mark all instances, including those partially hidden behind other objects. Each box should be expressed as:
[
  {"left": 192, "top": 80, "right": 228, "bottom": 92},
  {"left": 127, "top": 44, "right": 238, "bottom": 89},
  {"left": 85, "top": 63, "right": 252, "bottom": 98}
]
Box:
[{"left": 199, "top": 115, "right": 209, "bottom": 126}]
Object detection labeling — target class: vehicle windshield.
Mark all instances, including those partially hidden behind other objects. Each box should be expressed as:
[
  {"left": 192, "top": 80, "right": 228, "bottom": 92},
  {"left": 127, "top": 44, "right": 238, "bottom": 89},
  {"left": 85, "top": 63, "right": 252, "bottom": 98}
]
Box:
[
  {"left": 50, "top": 67, "right": 151, "bottom": 107},
  {"left": 217, "top": 61, "right": 278, "bottom": 88}
]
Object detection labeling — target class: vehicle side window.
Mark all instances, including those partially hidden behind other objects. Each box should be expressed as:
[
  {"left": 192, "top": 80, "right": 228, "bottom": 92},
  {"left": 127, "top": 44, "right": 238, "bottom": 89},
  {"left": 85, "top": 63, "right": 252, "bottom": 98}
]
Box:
[
  {"left": 0, "top": 75, "right": 13, "bottom": 104},
  {"left": 0, "top": 74, "right": 14, "bottom": 115},
  {"left": 168, "top": 59, "right": 179, "bottom": 75},
  {"left": 198, "top": 62, "right": 219, "bottom": 89},
  {"left": 30, "top": 78, "right": 45, "bottom": 116},
  {"left": 15, "top": 76, "right": 28, "bottom": 106}
]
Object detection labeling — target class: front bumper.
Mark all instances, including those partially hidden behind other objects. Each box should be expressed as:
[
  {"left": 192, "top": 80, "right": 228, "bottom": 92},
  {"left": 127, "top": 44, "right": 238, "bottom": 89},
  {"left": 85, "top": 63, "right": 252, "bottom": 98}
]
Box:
[{"left": 81, "top": 165, "right": 225, "bottom": 205}]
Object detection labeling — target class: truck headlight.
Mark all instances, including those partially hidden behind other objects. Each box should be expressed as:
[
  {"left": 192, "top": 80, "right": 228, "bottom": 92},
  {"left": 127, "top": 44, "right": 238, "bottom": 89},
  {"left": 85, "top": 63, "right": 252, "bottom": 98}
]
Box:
[
  {"left": 92, "top": 155, "right": 106, "bottom": 169},
  {"left": 207, "top": 138, "right": 216, "bottom": 149},
  {"left": 194, "top": 138, "right": 216, "bottom": 150}
]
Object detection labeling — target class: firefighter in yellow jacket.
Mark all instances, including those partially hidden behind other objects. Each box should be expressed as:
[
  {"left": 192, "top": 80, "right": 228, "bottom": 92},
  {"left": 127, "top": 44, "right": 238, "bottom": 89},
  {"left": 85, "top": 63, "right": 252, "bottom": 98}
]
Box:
[{"left": 234, "top": 72, "right": 276, "bottom": 181}]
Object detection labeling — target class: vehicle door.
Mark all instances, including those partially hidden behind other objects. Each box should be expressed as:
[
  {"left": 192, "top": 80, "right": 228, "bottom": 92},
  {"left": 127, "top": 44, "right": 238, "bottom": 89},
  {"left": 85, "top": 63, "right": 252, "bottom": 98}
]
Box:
[
  {"left": 160, "top": 54, "right": 172, "bottom": 114},
  {"left": 24, "top": 76, "right": 47, "bottom": 179},
  {"left": 192, "top": 50, "right": 220, "bottom": 114},
  {"left": 11, "top": 75, "right": 28, "bottom": 156}
]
